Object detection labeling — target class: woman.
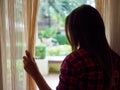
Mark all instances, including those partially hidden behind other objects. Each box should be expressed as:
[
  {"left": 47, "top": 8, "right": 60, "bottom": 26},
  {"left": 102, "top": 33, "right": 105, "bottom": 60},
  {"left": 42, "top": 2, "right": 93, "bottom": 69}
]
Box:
[{"left": 23, "top": 5, "right": 120, "bottom": 90}]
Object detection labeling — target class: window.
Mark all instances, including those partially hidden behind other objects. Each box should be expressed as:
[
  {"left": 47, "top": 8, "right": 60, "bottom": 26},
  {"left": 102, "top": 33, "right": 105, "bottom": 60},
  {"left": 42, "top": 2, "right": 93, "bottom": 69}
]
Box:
[
  {"left": 36, "top": 0, "right": 95, "bottom": 58},
  {"left": 35, "top": 0, "right": 95, "bottom": 89}
]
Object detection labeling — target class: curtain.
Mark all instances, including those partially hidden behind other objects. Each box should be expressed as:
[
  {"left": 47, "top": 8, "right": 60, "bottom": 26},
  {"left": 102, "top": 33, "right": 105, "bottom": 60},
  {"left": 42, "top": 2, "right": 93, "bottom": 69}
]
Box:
[
  {"left": 23, "top": 0, "right": 39, "bottom": 90},
  {"left": 95, "top": 0, "right": 111, "bottom": 43},
  {"left": 0, "top": 0, "right": 26, "bottom": 89},
  {"left": 0, "top": 0, "right": 5, "bottom": 89},
  {"left": 0, "top": 0, "right": 37, "bottom": 90},
  {"left": 95, "top": 0, "right": 120, "bottom": 55},
  {"left": 0, "top": 0, "right": 39, "bottom": 90},
  {"left": 0, "top": 41, "right": 3, "bottom": 90}
]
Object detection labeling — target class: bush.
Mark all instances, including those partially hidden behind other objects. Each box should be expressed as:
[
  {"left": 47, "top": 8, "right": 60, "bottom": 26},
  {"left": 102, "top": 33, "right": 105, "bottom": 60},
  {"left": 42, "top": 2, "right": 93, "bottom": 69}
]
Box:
[
  {"left": 35, "top": 43, "right": 46, "bottom": 59},
  {"left": 54, "top": 31, "right": 69, "bottom": 45},
  {"left": 46, "top": 45, "right": 71, "bottom": 56},
  {"left": 38, "top": 27, "right": 57, "bottom": 39}
]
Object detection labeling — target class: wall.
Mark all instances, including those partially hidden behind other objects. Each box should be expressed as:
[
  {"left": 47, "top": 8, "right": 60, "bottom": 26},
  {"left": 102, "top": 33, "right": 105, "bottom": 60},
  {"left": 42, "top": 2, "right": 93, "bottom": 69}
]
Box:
[{"left": 109, "top": 0, "right": 120, "bottom": 55}]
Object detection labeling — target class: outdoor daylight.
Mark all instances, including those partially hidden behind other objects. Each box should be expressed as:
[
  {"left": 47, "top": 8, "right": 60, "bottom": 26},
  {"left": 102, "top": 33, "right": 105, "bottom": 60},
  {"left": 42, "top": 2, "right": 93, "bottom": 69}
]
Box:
[{"left": 35, "top": 0, "right": 95, "bottom": 90}]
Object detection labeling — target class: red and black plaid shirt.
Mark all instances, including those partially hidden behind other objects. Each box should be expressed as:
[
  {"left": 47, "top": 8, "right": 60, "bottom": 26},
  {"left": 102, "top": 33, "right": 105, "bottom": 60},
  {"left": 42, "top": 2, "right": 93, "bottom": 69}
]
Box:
[{"left": 57, "top": 48, "right": 120, "bottom": 90}]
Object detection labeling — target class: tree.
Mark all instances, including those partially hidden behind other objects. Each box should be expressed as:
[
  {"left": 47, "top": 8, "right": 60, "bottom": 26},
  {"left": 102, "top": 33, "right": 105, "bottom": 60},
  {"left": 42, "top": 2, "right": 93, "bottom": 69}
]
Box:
[
  {"left": 38, "top": 0, "right": 88, "bottom": 27},
  {"left": 48, "top": 0, "right": 87, "bottom": 26}
]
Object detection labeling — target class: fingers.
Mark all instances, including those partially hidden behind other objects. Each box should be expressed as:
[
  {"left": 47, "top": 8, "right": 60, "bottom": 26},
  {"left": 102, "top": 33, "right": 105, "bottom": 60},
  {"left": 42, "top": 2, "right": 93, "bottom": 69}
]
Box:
[
  {"left": 25, "top": 50, "right": 33, "bottom": 60},
  {"left": 32, "top": 57, "right": 36, "bottom": 63},
  {"left": 23, "top": 56, "right": 32, "bottom": 71},
  {"left": 25, "top": 50, "right": 31, "bottom": 58},
  {"left": 23, "top": 56, "right": 28, "bottom": 60},
  {"left": 23, "top": 50, "right": 36, "bottom": 64},
  {"left": 23, "top": 50, "right": 37, "bottom": 67},
  {"left": 23, "top": 56, "right": 28, "bottom": 61},
  {"left": 23, "top": 56, "right": 29, "bottom": 65},
  {"left": 23, "top": 54, "right": 39, "bottom": 76}
]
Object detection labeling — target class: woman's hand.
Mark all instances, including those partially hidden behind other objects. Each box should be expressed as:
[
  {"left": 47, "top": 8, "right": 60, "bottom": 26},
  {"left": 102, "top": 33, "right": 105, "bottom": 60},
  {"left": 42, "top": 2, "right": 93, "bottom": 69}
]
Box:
[
  {"left": 23, "top": 50, "right": 40, "bottom": 78},
  {"left": 23, "top": 50, "right": 52, "bottom": 90}
]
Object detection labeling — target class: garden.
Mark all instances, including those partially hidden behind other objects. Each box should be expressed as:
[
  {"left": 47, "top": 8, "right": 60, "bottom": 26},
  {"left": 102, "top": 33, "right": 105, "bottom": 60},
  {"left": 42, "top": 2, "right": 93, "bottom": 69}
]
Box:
[
  {"left": 35, "top": 26, "right": 71, "bottom": 59},
  {"left": 35, "top": 27, "right": 71, "bottom": 74},
  {"left": 35, "top": 0, "right": 91, "bottom": 74}
]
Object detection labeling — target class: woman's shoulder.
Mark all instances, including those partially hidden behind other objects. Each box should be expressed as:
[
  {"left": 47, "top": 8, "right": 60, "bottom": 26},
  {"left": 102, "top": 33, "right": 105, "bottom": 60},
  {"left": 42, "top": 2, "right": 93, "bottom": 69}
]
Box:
[
  {"left": 63, "top": 48, "right": 90, "bottom": 63},
  {"left": 61, "top": 48, "right": 97, "bottom": 72}
]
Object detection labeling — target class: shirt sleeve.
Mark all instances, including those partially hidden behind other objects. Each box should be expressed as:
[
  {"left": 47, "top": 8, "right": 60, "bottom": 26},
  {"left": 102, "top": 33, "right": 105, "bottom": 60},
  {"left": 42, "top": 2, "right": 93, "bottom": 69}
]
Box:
[{"left": 56, "top": 58, "right": 79, "bottom": 90}]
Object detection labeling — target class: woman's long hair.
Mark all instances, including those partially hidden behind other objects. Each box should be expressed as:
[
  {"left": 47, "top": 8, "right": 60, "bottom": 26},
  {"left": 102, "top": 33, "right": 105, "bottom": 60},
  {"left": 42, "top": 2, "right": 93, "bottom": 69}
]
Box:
[{"left": 65, "top": 5, "right": 113, "bottom": 89}]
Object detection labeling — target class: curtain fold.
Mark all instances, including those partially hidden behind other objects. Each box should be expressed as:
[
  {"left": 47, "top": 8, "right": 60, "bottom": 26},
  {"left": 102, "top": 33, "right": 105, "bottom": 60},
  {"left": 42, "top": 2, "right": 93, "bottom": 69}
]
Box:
[
  {"left": 0, "top": 0, "right": 7, "bottom": 90},
  {"left": 0, "top": 1, "right": 4, "bottom": 89},
  {"left": 0, "top": 0, "right": 27, "bottom": 90},
  {"left": 0, "top": 0, "right": 39, "bottom": 89},
  {"left": 0, "top": 41, "right": 3, "bottom": 90},
  {"left": 23, "top": 0, "right": 39, "bottom": 90},
  {"left": 95, "top": 0, "right": 120, "bottom": 55},
  {"left": 8, "top": 0, "right": 17, "bottom": 89}
]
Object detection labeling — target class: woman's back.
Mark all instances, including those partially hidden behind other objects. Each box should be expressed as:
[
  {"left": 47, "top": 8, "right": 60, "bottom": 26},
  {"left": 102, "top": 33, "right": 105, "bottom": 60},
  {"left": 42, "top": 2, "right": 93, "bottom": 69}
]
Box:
[{"left": 57, "top": 48, "right": 120, "bottom": 90}]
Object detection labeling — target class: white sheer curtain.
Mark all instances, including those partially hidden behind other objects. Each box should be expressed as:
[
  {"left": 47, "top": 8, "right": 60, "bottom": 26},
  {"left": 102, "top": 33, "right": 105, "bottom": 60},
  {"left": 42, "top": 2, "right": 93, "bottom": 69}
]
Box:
[
  {"left": 0, "top": 0, "right": 39, "bottom": 90},
  {"left": 95, "top": 0, "right": 120, "bottom": 55},
  {"left": 0, "top": 0, "right": 26, "bottom": 90}
]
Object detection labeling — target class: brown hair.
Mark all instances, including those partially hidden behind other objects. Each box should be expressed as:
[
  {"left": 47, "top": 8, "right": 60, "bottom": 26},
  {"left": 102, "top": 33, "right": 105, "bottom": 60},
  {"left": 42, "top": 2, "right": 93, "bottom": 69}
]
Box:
[{"left": 65, "top": 4, "right": 113, "bottom": 89}]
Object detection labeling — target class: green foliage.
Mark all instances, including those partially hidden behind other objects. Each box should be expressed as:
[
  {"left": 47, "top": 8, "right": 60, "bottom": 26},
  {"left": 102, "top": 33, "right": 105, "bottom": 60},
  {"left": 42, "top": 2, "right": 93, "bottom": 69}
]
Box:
[
  {"left": 46, "top": 45, "right": 71, "bottom": 56},
  {"left": 54, "top": 32, "right": 69, "bottom": 45},
  {"left": 43, "top": 27, "right": 57, "bottom": 38},
  {"left": 35, "top": 43, "right": 46, "bottom": 59},
  {"left": 38, "top": 27, "right": 57, "bottom": 39},
  {"left": 38, "top": 30, "right": 44, "bottom": 40},
  {"left": 38, "top": 0, "right": 88, "bottom": 27},
  {"left": 49, "top": 0, "right": 87, "bottom": 16}
]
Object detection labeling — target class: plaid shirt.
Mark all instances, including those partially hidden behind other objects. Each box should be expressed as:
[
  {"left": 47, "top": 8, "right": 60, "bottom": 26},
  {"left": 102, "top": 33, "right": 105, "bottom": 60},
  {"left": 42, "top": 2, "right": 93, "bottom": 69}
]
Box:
[{"left": 57, "top": 49, "right": 120, "bottom": 90}]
